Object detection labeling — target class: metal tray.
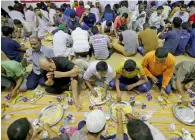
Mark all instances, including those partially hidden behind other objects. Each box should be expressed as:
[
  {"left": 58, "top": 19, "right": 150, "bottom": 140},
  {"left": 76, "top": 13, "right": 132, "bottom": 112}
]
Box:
[
  {"left": 38, "top": 104, "right": 64, "bottom": 126},
  {"left": 173, "top": 103, "right": 195, "bottom": 126},
  {"left": 89, "top": 87, "right": 111, "bottom": 105},
  {"left": 110, "top": 101, "right": 133, "bottom": 124}
]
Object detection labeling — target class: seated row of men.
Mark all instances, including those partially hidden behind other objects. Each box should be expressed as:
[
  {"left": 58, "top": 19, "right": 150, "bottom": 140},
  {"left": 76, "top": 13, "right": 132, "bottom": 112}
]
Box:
[{"left": 2, "top": 40, "right": 195, "bottom": 110}]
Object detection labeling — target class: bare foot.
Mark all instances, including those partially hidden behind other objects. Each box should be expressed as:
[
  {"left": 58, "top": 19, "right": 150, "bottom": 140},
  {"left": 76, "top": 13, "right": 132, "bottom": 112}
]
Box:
[{"left": 73, "top": 98, "right": 83, "bottom": 111}]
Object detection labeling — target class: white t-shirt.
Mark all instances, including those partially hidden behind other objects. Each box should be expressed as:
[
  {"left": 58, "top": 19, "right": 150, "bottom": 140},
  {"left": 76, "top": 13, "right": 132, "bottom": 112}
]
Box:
[
  {"left": 9, "top": 10, "right": 24, "bottom": 21},
  {"left": 149, "top": 12, "right": 165, "bottom": 28},
  {"left": 72, "top": 27, "right": 90, "bottom": 53},
  {"left": 101, "top": 21, "right": 114, "bottom": 32},
  {"left": 171, "top": 11, "right": 189, "bottom": 23},
  {"left": 25, "top": 10, "right": 35, "bottom": 22},
  {"left": 35, "top": 16, "right": 50, "bottom": 30},
  {"left": 53, "top": 30, "right": 73, "bottom": 56},
  {"left": 83, "top": 61, "right": 114, "bottom": 84}
]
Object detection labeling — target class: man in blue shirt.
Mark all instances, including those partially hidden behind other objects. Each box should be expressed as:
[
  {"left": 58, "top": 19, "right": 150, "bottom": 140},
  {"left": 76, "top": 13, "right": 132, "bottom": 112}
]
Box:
[
  {"left": 79, "top": 5, "right": 96, "bottom": 30},
  {"left": 67, "top": 12, "right": 80, "bottom": 30},
  {"left": 159, "top": 17, "right": 182, "bottom": 55},
  {"left": 1, "top": 26, "right": 27, "bottom": 62},
  {"left": 187, "top": 22, "right": 195, "bottom": 58},
  {"left": 64, "top": 4, "right": 76, "bottom": 17}
]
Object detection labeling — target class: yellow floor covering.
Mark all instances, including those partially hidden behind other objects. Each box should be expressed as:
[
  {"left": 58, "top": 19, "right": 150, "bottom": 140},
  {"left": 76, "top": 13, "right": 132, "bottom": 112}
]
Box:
[{"left": 1, "top": 39, "right": 195, "bottom": 140}]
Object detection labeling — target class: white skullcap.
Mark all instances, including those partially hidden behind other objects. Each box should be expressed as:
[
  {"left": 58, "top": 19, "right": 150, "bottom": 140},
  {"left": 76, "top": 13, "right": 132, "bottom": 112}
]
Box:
[
  {"left": 86, "top": 110, "right": 106, "bottom": 133},
  {"left": 85, "top": 5, "right": 90, "bottom": 9}
]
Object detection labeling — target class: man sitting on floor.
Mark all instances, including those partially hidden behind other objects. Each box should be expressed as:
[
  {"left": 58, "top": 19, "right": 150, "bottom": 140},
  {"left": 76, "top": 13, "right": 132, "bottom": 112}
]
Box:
[
  {"left": 138, "top": 23, "right": 158, "bottom": 56},
  {"left": 79, "top": 5, "right": 96, "bottom": 30},
  {"left": 54, "top": 8, "right": 67, "bottom": 26},
  {"left": 111, "top": 24, "right": 138, "bottom": 56},
  {"left": 1, "top": 26, "right": 27, "bottom": 62},
  {"left": 142, "top": 48, "right": 176, "bottom": 98},
  {"left": 171, "top": 4, "right": 189, "bottom": 23},
  {"left": 1, "top": 60, "right": 27, "bottom": 99},
  {"left": 114, "top": 13, "right": 129, "bottom": 30},
  {"left": 187, "top": 22, "right": 195, "bottom": 58},
  {"left": 26, "top": 37, "right": 54, "bottom": 90},
  {"left": 101, "top": 20, "right": 115, "bottom": 35},
  {"left": 39, "top": 56, "right": 82, "bottom": 110},
  {"left": 171, "top": 61, "right": 195, "bottom": 102},
  {"left": 7, "top": 118, "right": 70, "bottom": 140},
  {"left": 109, "top": 59, "right": 149, "bottom": 101},
  {"left": 84, "top": 61, "right": 114, "bottom": 100},
  {"left": 90, "top": 26, "right": 114, "bottom": 60},
  {"left": 66, "top": 12, "right": 80, "bottom": 31}
]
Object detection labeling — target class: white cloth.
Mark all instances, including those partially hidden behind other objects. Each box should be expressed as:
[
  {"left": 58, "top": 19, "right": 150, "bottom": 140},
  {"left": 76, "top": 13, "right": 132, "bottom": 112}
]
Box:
[
  {"left": 72, "top": 27, "right": 90, "bottom": 53},
  {"left": 49, "top": 8, "right": 56, "bottom": 25},
  {"left": 145, "top": 122, "right": 166, "bottom": 140},
  {"left": 86, "top": 110, "right": 106, "bottom": 133},
  {"left": 25, "top": 10, "right": 35, "bottom": 22},
  {"left": 131, "top": 10, "right": 146, "bottom": 31},
  {"left": 53, "top": 30, "right": 74, "bottom": 57},
  {"left": 8, "top": 10, "right": 24, "bottom": 21},
  {"left": 171, "top": 11, "right": 189, "bottom": 23},
  {"left": 40, "top": 9, "right": 49, "bottom": 20},
  {"left": 101, "top": 21, "right": 114, "bottom": 32},
  {"left": 90, "top": 7, "right": 100, "bottom": 22},
  {"left": 149, "top": 11, "right": 165, "bottom": 29},
  {"left": 83, "top": 61, "right": 114, "bottom": 84},
  {"left": 162, "top": 5, "right": 171, "bottom": 20}
]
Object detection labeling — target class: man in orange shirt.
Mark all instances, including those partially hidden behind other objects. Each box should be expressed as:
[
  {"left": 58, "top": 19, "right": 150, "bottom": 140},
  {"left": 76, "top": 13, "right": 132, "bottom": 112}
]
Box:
[
  {"left": 114, "top": 13, "right": 129, "bottom": 30},
  {"left": 142, "top": 48, "right": 176, "bottom": 97}
]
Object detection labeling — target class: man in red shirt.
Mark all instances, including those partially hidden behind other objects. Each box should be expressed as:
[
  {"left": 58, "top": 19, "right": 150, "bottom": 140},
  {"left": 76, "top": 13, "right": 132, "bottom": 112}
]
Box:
[
  {"left": 114, "top": 13, "right": 129, "bottom": 30},
  {"left": 189, "top": 13, "right": 195, "bottom": 25},
  {"left": 76, "top": 1, "right": 85, "bottom": 17}
]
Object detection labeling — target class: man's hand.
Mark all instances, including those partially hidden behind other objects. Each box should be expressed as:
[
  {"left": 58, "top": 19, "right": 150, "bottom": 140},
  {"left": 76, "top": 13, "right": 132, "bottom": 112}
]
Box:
[
  {"left": 42, "top": 123, "right": 50, "bottom": 131},
  {"left": 126, "top": 84, "right": 135, "bottom": 91},
  {"left": 46, "top": 72, "right": 54, "bottom": 79},
  {"left": 151, "top": 76, "right": 158, "bottom": 84},
  {"left": 54, "top": 71, "right": 63, "bottom": 78},
  {"left": 31, "top": 128, "right": 42, "bottom": 140},
  {"left": 116, "top": 92, "right": 122, "bottom": 102},
  {"left": 91, "top": 89, "right": 98, "bottom": 97},
  {"left": 11, "top": 89, "right": 18, "bottom": 99},
  {"left": 45, "top": 79, "right": 54, "bottom": 86},
  {"left": 101, "top": 91, "right": 107, "bottom": 101},
  {"left": 161, "top": 88, "right": 168, "bottom": 98}
]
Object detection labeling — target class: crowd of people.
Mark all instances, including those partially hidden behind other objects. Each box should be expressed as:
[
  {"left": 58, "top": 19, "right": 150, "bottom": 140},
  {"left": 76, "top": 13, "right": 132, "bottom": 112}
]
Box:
[{"left": 1, "top": 0, "right": 195, "bottom": 140}]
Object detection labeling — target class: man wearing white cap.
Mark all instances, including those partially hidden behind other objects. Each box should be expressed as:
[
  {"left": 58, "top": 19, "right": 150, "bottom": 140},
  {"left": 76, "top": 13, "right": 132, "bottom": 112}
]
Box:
[{"left": 71, "top": 109, "right": 125, "bottom": 140}]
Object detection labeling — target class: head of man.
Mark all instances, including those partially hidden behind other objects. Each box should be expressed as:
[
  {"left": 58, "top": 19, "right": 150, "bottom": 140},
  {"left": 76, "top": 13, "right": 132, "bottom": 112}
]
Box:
[
  {"left": 1, "top": 14, "right": 8, "bottom": 23},
  {"left": 123, "top": 59, "right": 136, "bottom": 74},
  {"left": 119, "top": 24, "right": 128, "bottom": 31},
  {"left": 155, "top": 48, "right": 168, "bottom": 63},
  {"left": 121, "top": 13, "right": 128, "bottom": 21},
  {"left": 157, "top": 6, "right": 164, "bottom": 16},
  {"left": 91, "top": 26, "right": 99, "bottom": 35},
  {"left": 29, "top": 37, "right": 42, "bottom": 52},
  {"left": 56, "top": 8, "right": 63, "bottom": 16},
  {"left": 179, "top": 4, "right": 187, "bottom": 15},
  {"left": 8, "top": 6, "right": 14, "bottom": 11},
  {"left": 84, "top": 5, "right": 90, "bottom": 15},
  {"left": 127, "top": 119, "right": 154, "bottom": 140},
  {"left": 58, "top": 24, "right": 66, "bottom": 32},
  {"left": 181, "top": 22, "right": 189, "bottom": 30},
  {"left": 172, "top": 17, "right": 182, "bottom": 28},
  {"left": 138, "top": 4, "right": 145, "bottom": 13},
  {"left": 79, "top": 1, "right": 84, "bottom": 7},
  {"left": 14, "top": 19, "right": 23, "bottom": 28},
  {"left": 7, "top": 118, "right": 33, "bottom": 140},
  {"left": 70, "top": 12, "right": 76, "bottom": 21},
  {"left": 34, "top": 7, "right": 41, "bottom": 16},
  {"left": 95, "top": 2, "right": 100, "bottom": 8},
  {"left": 26, "top": 4, "right": 33, "bottom": 11},
  {"left": 39, "top": 57, "right": 56, "bottom": 72},
  {"left": 86, "top": 110, "right": 106, "bottom": 136},
  {"left": 150, "top": 1, "right": 156, "bottom": 7},
  {"left": 143, "top": 22, "right": 150, "bottom": 30},
  {"left": 106, "top": 20, "right": 112, "bottom": 30},
  {"left": 96, "top": 61, "right": 108, "bottom": 77},
  {"left": 74, "top": 0, "right": 78, "bottom": 6},
  {"left": 2, "top": 26, "right": 14, "bottom": 37}
]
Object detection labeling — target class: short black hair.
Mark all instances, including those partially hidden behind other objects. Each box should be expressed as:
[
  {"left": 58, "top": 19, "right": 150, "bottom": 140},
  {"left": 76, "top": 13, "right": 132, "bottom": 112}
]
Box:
[
  {"left": 122, "top": 13, "right": 128, "bottom": 19},
  {"left": 123, "top": 59, "right": 136, "bottom": 72},
  {"left": 181, "top": 22, "right": 189, "bottom": 30},
  {"left": 180, "top": 4, "right": 187, "bottom": 9},
  {"left": 106, "top": 20, "right": 112, "bottom": 27},
  {"left": 127, "top": 119, "right": 154, "bottom": 140},
  {"left": 157, "top": 6, "right": 164, "bottom": 10},
  {"left": 56, "top": 8, "right": 63, "bottom": 12},
  {"left": 172, "top": 17, "right": 182, "bottom": 28},
  {"left": 7, "top": 118, "right": 31, "bottom": 140},
  {"left": 155, "top": 48, "right": 168, "bottom": 58},
  {"left": 96, "top": 61, "right": 108, "bottom": 72},
  {"left": 79, "top": 1, "right": 84, "bottom": 6},
  {"left": 91, "top": 26, "right": 99, "bottom": 34},
  {"left": 1, "top": 26, "right": 14, "bottom": 36},
  {"left": 66, "top": 4, "right": 71, "bottom": 8},
  {"left": 90, "top": 4, "right": 95, "bottom": 8},
  {"left": 8, "top": 6, "right": 14, "bottom": 11},
  {"left": 13, "top": 19, "right": 22, "bottom": 25},
  {"left": 70, "top": 12, "right": 76, "bottom": 18},
  {"left": 120, "top": 24, "right": 128, "bottom": 31},
  {"left": 14, "top": 0, "right": 19, "bottom": 4},
  {"left": 143, "top": 22, "right": 150, "bottom": 29}
]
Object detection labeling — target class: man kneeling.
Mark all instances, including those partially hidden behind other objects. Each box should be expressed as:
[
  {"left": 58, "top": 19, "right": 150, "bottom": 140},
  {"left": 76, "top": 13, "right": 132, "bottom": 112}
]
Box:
[
  {"left": 39, "top": 56, "right": 82, "bottom": 110},
  {"left": 109, "top": 59, "right": 149, "bottom": 101}
]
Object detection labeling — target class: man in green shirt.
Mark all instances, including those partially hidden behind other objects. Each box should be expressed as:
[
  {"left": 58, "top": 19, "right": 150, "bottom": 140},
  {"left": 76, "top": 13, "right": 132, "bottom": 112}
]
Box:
[{"left": 1, "top": 60, "right": 27, "bottom": 98}]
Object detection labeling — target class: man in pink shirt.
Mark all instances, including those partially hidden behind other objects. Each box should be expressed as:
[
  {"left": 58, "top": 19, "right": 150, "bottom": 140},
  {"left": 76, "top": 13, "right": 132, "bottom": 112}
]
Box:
[
  {"left": 114, "top": 13, "right": 128, "bottom": 30},
  {"left": 76, "top": 1, "right": 85, "bottom": 17}
]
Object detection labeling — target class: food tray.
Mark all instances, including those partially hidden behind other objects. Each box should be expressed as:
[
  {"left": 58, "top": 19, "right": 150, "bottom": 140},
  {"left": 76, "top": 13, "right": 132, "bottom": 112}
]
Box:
[
  {"left": 110, "top": 101, "right": 133, "bottom": 124},
  {"left": 38, "top": 104, "right": 64, "bottom": 126},
  {"left": 173, "top": 103, "right": 195, "bottom": 126},
  {"left": 89, "top": 87, "right": 111, "bottom": 105}
]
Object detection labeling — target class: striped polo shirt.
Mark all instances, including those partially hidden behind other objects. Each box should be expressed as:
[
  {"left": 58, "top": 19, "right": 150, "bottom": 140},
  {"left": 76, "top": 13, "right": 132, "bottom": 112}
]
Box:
[{"left": 90, "top": 34, "right": 110, "bottom": 60}]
